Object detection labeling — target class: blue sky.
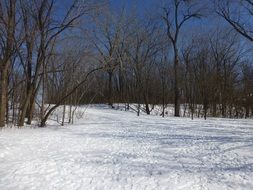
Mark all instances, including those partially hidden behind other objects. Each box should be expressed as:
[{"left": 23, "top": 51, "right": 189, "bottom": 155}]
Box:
[
  {"left": 110, "top": 0, "right": 150, "bottom": 9},
  {"left": 109, "top": 0, "right": 155, "bottom": 16}
]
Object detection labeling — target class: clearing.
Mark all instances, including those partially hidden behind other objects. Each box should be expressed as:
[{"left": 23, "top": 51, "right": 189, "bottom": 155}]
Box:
[{"left": 0, "top": 106, "right": 253, "bottom": 190}]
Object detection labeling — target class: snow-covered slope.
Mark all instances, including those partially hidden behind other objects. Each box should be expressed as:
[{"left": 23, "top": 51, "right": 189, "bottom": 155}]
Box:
[{"left": 0, "top": 106, "right": 253, "bottom": 190}]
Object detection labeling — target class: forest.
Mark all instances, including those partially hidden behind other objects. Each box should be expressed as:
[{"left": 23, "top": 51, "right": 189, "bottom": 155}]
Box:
[{"left": 1, "top": 0, "right": 253, "bottom": 127}]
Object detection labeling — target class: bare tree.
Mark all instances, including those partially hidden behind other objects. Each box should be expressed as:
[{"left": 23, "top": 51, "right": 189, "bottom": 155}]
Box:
[
  {"left": 91, "top": 7, "right": 129, "bottom": 108},
  {"left": 16, "top": 0, "right": 97, "bottom": 126},
  {"left": 216, "top": 0, "right": 253, "bottom": 42},
  {"left": 0, "top": 0, "right": 16, "bottom": 127},
  {"left": 125, "top": 20, "right": 161, "bottom": 116},
  {"left": 162, "top": 0, "right": 202, "bottom": 117}
]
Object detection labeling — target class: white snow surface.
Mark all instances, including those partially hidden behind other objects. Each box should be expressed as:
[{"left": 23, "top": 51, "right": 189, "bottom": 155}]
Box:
[{"left": 0, "top": 105, "right": 253, "bottom": 190}]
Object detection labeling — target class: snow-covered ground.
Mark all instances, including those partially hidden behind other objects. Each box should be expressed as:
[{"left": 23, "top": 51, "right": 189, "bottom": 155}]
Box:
[{"left": 0, "top": 106, "right": 253, "bottom": 190}]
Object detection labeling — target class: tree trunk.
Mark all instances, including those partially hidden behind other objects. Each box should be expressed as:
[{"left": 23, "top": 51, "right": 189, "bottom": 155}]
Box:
[
  {"left": 25, "top": 52, "right": 33, "bottom": 121},
  {"left": 26, "top": 96, "right": 35, "bottom": 125},
  {"left": 18, "top": 89, "right": 33, "bottom": 126},
  {"left": 221, "top": 103, "right": 226, "bottom": 118},
  {"left": 119, "top": 64, "right": 124, "bottom": 102},
  {"left": 61, "top": 104, "right": 66, "bottom": 126},
  {"left": 18, "top": 83, "right": 37, "bottom": 126},
  {"left": 68, "top": 105, "right": 72, "bottom": 123},
  {"left": 203, "top": 94, "right": 208, "bottom": 120},
  {"left": 145, "top": 103, "right": 150, "bottom": 115},
  {"left": 137, "top": 103, "right": 140, "bottom": 116},
  {"left": 162, "top": 81, "right": 165, "bottom": 117},
  {"left": 245, "top": 105, "right": 249, "bottom": 118},
  {"left": 6, "top": 87, "right": 9, "bottom": 125},
  {"left": 204, "top": 102, "right": 207, "bottom": 120},
  {"left": 174, "top": 50, "right": 180, "bottom": 117},
  {"left": 27, "top": 79, "right": 42, "bottom": 124},
  {"left": 0, "top": 0, "right": 15, "bottom": 127},
  {"left": 143, "top": 94, "right": 150, "bottom": 115},
  {"left": 108, "top": 71, "right": 113, "bottom": 108},
  {"left": 12, "top": 88, "right": 15, "bottom": 123},
  {"left": 191, "top": 103, "right": 194, "bottom": 120},
  {"left": 212, "top": 102, "right": 217, "bottom": 117},
  {"left": 0, "top": 68, "right": 8, "bottom": 127}
]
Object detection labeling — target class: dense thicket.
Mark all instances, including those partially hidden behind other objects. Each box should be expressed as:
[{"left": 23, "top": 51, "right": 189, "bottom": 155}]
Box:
[{"left": 0, "top": 0, "right": 253, "bottom": 127}]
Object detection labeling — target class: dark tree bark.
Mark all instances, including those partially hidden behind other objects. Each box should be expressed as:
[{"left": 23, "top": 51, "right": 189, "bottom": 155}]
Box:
[
  {"left": 0, "top": 0, "right": 16, "bottom": 127},
  {"left": 162, "top": 0, "right": 202, "bottom": 117}
]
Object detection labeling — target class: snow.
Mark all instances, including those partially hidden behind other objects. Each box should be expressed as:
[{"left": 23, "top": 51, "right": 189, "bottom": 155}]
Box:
[{"left": 0, "top": 105, "right": 253, "bottom": 190}]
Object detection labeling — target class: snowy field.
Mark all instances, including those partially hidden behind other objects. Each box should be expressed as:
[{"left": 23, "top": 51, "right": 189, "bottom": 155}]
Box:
[{"left": 0, "top": 106, "right": 253, "bottom": 190}]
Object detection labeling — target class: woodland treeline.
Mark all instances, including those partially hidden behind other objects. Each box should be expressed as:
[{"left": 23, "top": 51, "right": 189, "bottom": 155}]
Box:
[{"left": 0, "top": 0, "right": 253, "bottom": 127}]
